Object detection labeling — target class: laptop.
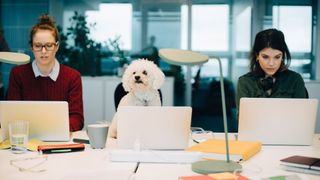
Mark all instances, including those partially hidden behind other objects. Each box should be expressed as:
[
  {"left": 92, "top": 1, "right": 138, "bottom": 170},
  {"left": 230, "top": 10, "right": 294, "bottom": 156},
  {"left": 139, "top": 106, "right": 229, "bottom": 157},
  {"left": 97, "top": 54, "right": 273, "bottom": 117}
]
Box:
[
  {"left": 238, "top": 98, "right": 318, "bottom": 145},
  {"left": 117, "top": 106, "right": 192, "bottom": 150},
  {"left": 0, "top": 101, "right": 70, "bottom": 141}
]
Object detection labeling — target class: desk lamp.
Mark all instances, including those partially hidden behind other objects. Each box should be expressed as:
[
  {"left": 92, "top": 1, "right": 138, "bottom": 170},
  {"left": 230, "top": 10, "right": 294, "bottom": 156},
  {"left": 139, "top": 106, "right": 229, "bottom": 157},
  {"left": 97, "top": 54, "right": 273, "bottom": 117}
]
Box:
[
  {"left": 0, "top": 52, "right": 30, "bottom": 64},
  {"left": 159, "top": 48, "right": 208, "bottom": 106},
  {"left": 159, "top": 48, "right": 241, "bottom": 173}
]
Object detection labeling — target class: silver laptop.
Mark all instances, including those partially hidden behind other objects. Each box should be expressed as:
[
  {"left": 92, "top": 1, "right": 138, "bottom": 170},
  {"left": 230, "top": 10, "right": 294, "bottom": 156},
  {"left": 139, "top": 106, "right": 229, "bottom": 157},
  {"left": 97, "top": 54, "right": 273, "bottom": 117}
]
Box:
[
  {"left": 0, "top": 101, "right": 70, "bottom": 141},
  {"left": 238, "top": 98, "right": 318, "bottom": 145},
  {"left": 117, "top": 106, "right": 192, "bottom": 150}
]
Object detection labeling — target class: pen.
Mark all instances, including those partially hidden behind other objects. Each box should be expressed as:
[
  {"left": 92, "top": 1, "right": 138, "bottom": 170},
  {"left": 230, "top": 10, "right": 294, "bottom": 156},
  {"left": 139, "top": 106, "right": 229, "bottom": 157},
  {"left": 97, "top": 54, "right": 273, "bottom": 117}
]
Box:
[
  {"left": 73, "top": 138, "right": 90, "bottom": 144},
  {"left": 193, "top": 139, "right": 200, "bottom": 144}
]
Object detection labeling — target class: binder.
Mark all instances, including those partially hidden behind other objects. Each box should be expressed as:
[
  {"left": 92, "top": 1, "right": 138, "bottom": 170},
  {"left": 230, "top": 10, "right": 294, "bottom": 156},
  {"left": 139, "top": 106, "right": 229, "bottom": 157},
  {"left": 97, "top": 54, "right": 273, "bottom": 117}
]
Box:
[
  {"left": 185, "top": 139, "right": 261, "bottom": 161},
  {"left": 38, "top": 143, "right": 85, "bottom": 154}
]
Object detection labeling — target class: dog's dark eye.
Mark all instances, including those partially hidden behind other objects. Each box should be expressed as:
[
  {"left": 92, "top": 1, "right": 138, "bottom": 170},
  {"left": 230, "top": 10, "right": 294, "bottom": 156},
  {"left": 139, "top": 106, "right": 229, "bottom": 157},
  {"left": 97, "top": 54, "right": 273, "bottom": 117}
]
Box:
[
  {"left": 143, "top": 70, "right": 147, "bottom": 75},
  {"left": 133, "top": 72, "right": 136, "bottom": 75}
]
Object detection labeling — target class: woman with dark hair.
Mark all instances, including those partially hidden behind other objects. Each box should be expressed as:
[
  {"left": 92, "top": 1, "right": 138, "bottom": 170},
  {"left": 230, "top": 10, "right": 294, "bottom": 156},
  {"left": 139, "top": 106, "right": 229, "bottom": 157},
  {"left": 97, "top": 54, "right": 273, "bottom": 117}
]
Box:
[
  {"left": 236, "top": 28, "right": 307, "bottom": 109},
  {"left": 7, "top": 15, "right": 84, "bottom": 131}
]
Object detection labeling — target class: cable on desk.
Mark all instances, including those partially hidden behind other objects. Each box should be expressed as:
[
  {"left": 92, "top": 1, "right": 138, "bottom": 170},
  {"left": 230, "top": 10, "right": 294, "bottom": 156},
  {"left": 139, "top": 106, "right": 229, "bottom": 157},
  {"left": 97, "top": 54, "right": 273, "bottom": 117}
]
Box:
[
  {"left": 134, "top": 162, "right": 140, "bottom": 173},
  {"left": 127, "top": 162, "right": 140, "bottom": 180}
]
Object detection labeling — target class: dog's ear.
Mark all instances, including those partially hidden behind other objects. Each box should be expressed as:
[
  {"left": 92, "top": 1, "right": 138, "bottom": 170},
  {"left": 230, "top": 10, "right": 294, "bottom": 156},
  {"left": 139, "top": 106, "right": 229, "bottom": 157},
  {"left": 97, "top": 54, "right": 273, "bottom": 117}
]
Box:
[
  {"left": 152, "top": 65, "right": 165, "bottom": 90},
  {"left": 122, "top": 65, "right": 132, "bottom": 92}
]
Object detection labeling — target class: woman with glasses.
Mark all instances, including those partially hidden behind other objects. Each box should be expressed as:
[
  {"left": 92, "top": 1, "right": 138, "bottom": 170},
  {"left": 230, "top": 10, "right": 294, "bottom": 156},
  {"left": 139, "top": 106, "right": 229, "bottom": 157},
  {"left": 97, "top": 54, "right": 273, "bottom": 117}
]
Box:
[
  {"left": 236, "top": 28, "right": 307, "bottom": 110},
  {"left": 7, "top": 15, "right": 84, "bottom": 131}
]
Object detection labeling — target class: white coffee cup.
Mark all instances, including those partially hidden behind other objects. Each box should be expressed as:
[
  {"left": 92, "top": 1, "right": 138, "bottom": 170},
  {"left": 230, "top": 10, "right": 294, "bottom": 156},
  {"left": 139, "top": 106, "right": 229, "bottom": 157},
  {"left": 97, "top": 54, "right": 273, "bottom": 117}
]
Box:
[{"left": 87, "top": 124, "right": 109, "bottom": 149}]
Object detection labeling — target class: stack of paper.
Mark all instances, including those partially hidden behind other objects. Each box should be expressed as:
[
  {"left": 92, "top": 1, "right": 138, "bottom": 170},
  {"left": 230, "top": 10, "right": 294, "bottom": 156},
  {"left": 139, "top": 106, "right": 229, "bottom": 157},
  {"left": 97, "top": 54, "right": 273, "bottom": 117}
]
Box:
[
  {"left": 185, "top": 139, "right": 261, "bottom": 161},
  {"left": 280, "top": 155, "right": 320, "bottom": 175}
]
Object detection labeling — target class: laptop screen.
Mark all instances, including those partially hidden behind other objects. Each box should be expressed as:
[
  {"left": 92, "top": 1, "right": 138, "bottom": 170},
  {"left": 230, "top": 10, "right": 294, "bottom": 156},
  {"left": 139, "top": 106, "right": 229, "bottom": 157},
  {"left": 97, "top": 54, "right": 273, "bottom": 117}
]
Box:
[
  {"left": 0, "top": 101, "right": 70, "bottom": 142},
  {"left": 238, "top": 98, "right": 318, "bottom": 145},
  {"left": 117, "top": 106, "right": 192, "bottom": 150}
]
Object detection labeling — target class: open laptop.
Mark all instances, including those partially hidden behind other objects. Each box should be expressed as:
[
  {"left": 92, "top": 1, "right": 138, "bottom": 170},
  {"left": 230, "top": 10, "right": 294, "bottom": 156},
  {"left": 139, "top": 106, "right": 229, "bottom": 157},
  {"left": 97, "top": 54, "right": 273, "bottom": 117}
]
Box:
[
  {"left": 0, "top": 101, "right": 70, "bottom": 141},
  {"left": 238, "top": 98, "right": 318, "bottom": 145},
  {"left": 117, "top": 106, "right": 192, "bottom": 150}
]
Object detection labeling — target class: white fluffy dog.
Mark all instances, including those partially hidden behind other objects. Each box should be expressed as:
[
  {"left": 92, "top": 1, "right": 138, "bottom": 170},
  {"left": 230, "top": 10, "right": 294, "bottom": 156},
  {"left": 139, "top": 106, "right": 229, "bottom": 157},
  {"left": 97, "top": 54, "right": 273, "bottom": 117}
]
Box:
[{"left": 108, "top": 59, "right": 165, "bottom": 138}]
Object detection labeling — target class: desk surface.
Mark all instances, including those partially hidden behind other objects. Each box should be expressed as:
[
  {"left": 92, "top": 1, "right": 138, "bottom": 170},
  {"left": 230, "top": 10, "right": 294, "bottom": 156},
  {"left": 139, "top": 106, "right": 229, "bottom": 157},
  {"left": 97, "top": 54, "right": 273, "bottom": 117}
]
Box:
[{"left": 1, "top": 132, "right": 320, "bottom": 180}]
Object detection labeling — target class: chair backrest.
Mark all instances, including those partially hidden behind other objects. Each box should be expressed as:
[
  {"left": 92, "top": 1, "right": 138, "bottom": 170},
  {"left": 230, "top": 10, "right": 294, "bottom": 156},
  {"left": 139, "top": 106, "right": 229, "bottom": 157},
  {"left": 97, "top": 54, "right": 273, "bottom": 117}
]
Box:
[{"left": 114, "top": 82, "right": 163, "bottom": 111}]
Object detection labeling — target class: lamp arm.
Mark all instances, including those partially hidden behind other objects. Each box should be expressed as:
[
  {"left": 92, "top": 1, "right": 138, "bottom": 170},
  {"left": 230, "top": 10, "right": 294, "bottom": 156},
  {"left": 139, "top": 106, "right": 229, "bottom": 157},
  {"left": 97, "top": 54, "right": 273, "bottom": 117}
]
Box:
[{"left": 214, "top": 57, "right": 230, "bottom": 162}]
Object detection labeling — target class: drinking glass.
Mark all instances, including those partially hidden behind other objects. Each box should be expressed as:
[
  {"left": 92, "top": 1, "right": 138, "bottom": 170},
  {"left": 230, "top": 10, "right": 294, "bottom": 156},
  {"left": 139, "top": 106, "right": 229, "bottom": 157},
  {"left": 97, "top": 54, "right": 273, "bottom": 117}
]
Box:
[{"left": 9, "top": 120, "right": 29, "bottom": 154}]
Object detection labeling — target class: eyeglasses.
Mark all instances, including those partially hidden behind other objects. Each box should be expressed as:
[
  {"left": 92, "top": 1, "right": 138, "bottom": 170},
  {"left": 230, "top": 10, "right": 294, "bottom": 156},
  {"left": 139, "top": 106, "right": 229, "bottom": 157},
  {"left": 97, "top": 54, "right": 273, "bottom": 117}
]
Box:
[
  {"left": 32, "top": 42, "right": 58, "bottom": 52},
  {"left": 10, "top": 156, "right": 48, "bottom": 173}
]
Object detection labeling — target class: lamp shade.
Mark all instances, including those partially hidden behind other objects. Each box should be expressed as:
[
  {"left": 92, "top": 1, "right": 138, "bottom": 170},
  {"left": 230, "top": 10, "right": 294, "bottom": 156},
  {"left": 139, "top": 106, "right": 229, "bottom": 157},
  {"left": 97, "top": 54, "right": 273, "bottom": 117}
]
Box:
[
  {"left": 0, "top": 52, "right": 30, "bottom": 64},
  {"left": 159, "top": 48, "right": 208, "bottom": 66}
]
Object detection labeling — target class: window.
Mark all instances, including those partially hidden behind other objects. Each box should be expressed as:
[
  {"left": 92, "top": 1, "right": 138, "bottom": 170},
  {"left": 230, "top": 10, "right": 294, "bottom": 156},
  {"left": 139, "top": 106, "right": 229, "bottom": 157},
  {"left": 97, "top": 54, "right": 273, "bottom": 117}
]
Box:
[
  {"left": 191, "top": 5, "right": 229, "bottom": 51},
  {"left": 273, "top": 6, "right": 312, "bottom": 52},
  {"left": 181, "top": 4, "right": 229, "bottom": 51},
  {"left": 86, "top": 3, "right": 132, "bottom": 50},
  {"left": 181, "top": 4, "right": 230, "bottom": 78},
  {"left": 272, "top": 5, "right": 312, "bottom": 79}
]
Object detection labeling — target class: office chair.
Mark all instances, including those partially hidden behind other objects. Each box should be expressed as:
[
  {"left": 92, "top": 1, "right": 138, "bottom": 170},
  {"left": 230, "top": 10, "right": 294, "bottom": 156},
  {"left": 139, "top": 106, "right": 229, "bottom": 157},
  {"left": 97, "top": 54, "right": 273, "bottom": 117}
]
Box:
[
  {"left": 305, "top": 87, "right": 309, "bottom": 98},
  {"left": 114, "top": 82, "right": 163, "bottom": 111}
]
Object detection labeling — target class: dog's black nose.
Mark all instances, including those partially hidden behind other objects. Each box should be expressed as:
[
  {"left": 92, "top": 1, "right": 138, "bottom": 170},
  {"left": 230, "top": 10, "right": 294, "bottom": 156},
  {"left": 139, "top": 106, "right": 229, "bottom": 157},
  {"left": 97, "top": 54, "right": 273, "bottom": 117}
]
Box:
[{"left": 135, "top": 76, "right": 140, "bottom": 80}]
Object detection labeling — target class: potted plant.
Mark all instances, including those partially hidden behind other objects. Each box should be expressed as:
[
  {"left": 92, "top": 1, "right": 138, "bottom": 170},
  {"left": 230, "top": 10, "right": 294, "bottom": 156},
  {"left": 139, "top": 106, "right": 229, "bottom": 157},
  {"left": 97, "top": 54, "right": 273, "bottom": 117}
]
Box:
[
  {"left": 107, "top": 35, "right": 129, "bottom": 76},
  {"left": 57, "top": 11, "right": 102, "bottom": 76}
]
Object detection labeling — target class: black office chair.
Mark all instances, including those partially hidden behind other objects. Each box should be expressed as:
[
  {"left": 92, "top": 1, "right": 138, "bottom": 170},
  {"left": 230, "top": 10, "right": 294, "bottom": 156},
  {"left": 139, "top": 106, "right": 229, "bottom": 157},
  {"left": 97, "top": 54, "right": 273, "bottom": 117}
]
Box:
[{"left": 114, "top": 82, "right": 163, "bottom": 111}]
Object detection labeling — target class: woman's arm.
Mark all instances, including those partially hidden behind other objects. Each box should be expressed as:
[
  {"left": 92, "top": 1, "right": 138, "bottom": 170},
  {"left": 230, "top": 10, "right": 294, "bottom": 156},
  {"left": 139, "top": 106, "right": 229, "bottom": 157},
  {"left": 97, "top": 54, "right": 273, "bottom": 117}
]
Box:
[
  {"left": 236, "top": 77, "right": 251, "bottom": 110},
  {"left": 7, "top": 67, "right": 22, "bottom": 100},
  {"left": 68, "top": 74, "right": 84, "bottom": 131},
  {"left": 292, "top": 74, "right": 307, "bottom": 98}
]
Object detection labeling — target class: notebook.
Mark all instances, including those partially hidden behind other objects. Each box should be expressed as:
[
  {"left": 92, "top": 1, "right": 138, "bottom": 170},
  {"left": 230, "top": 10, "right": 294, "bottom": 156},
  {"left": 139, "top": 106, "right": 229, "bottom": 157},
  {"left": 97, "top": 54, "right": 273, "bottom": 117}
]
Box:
[
  {"left": 186, "top": 139, "right": 261, "bottom": 161},
  {"left": 0, "top": 101, "right": 70, "bottom": 141},
  {"left": 238, "top": 98, "right": 318, "bottom": 145},
  {"left": 117, "top": 106, "right": 192, "bottom": 150}
]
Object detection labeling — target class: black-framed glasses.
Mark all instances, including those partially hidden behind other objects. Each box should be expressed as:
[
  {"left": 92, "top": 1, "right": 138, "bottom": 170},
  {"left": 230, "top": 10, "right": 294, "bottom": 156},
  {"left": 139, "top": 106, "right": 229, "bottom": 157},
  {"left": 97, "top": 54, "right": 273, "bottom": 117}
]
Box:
[{"left": 32, "top": 42, "right": 58, "bottom": 51}]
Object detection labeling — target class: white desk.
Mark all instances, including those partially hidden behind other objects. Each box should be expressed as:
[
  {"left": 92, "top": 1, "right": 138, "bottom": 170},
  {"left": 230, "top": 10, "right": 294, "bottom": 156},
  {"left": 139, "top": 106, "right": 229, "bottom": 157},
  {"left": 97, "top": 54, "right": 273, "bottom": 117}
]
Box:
[
  {"left": 1, "top": 132, "right": 320, "bottom": 180},
  {"left": 0, "top": 132, "right": 137, "bottom": 180}
]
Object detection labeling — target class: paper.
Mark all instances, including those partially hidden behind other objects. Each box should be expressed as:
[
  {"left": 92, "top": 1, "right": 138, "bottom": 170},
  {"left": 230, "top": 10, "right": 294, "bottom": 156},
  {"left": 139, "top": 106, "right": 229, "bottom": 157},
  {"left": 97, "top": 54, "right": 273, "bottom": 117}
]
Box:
[
  {"left": 186, "top": 139, "right": 261, "bottom": 161},
  {"left": 0, "top": 139, "right": 50, "bottom": 151}
]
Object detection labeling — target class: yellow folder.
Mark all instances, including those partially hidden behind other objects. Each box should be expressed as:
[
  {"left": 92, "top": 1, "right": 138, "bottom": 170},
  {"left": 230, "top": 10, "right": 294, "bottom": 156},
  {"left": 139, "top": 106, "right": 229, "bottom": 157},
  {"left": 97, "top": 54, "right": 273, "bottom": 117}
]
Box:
[{"left": 186, "top": 139, "right": 261, "bottom": 161}]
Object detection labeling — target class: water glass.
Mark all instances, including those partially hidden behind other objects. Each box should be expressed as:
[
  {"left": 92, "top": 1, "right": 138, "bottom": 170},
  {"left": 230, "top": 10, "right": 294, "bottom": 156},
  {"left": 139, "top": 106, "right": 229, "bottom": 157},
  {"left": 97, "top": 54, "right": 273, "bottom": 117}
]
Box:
[{"left": 9, "top": 120, "right": 29, "bottom": 154}]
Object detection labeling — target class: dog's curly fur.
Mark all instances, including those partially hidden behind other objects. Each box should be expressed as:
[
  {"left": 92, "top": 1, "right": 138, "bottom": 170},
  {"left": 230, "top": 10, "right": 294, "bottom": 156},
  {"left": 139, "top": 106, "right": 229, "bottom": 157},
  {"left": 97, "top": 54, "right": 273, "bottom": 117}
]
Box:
[{"left": 109, "top": 59, "right": 165, "bottom": 138}]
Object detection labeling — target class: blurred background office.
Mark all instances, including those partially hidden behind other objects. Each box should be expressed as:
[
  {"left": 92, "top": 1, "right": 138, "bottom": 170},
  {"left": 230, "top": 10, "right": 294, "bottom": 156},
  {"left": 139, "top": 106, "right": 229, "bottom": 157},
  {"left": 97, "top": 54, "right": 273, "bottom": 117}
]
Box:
[{"left": 1, "top": 0, "right": 320, "bottom": 132}]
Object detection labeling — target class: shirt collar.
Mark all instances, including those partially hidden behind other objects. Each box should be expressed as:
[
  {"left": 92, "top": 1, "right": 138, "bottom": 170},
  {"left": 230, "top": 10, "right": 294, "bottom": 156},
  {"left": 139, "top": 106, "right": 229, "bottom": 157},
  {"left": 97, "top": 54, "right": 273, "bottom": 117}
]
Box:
[{"left": 32, "top": 59, "right": 60, "bottom": 81}]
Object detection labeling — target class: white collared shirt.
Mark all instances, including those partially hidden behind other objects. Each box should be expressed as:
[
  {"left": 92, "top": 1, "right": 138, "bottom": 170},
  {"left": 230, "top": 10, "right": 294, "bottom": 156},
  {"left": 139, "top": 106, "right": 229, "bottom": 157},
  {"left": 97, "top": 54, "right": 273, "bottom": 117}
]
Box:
[{"left": 32, "top": 59, "right": 60, "bottom": 81}]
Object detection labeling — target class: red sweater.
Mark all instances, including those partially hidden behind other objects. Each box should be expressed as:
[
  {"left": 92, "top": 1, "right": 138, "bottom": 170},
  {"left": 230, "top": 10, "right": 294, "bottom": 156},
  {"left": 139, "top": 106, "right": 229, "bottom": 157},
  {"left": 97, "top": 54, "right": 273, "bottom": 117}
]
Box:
[{"left": 7, "top": 63, "right": 84, "bottom": 131}]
